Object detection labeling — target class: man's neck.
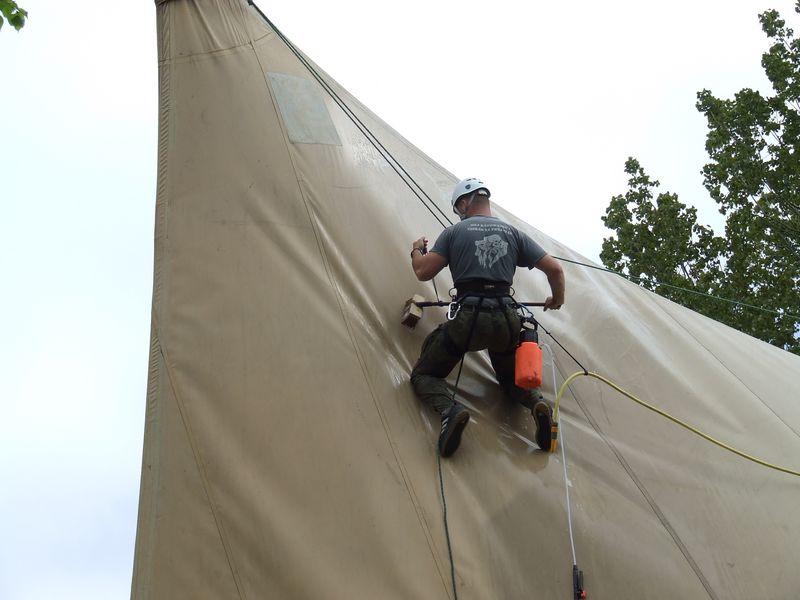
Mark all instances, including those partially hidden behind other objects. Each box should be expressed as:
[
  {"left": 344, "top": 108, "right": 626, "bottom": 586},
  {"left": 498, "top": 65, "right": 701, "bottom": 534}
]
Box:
[{"left": 467, "top": 207, "right": 493, "bottom": 218}]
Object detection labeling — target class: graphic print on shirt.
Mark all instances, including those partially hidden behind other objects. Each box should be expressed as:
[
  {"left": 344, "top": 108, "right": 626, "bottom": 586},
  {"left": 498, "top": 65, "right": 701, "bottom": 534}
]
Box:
[{"left": 474, "top": 234, "right": 509, "bottom": 269}]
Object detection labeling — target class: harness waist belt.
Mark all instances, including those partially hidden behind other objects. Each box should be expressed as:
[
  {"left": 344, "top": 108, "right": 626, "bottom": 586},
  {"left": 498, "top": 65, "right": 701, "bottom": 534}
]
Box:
[
  {"left": 459, "top": 298, "right": 515, "bottom": 310},
  {"left": 455, "top": 280, "right": 511, "bottom": 299}
]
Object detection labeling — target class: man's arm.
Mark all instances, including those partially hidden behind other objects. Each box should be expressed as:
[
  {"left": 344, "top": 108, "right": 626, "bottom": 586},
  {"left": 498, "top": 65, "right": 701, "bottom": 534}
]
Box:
[
  {"left": 410, "top": 237, "right": 448, "bottom": 281},
  {"left": 534, "top": 254, "right": 565, "bottom": 311}
]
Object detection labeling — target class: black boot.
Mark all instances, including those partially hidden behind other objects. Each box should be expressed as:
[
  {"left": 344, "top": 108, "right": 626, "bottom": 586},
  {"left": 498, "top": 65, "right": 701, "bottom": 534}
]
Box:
[
  {"left": 533, "top": 400, "right": 553, "bottom": 452},
  {"left": 438, "top": 404, "right": 470, "bottom": 457}
]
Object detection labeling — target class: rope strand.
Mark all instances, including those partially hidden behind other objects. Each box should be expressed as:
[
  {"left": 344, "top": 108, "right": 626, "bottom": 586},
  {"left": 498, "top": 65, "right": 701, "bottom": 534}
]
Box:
[
  {"left": 247, "top": 1, "right": 455, "bottom": 231},
  {"left": 437, "top": 453, "right": 459, "bottom": 600},
  {"left": 553, "top": 255, "right": 800, "bottom": 321},
  {"left": 538, "top": 320, "right": 588, "bottom": 375}
]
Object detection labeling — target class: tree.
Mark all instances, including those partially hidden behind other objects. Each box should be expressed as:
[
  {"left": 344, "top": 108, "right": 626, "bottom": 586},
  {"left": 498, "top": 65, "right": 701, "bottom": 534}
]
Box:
[
  {"left": 601, "top": 159, "right": 728, "bottom": 317},
  {"left": 0, "top": 0, "right": 27, "bottom": 31},
  {"left": 602, "top": 3, "right": 800, "bottom": 355}
]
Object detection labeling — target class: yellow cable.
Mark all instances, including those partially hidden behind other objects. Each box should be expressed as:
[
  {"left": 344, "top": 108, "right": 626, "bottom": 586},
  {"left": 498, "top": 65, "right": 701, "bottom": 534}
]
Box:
[{"left": 551, "top": 371, "right": 800, "bottom": 477}]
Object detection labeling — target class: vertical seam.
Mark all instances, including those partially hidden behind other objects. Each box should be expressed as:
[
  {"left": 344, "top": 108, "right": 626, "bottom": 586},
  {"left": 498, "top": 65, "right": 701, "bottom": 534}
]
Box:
[
  {"left": 132, "top": 3, "right": 173, "bottom": 596},
  {"left": 130, "top": 321, "right": 164, "bottom": 598}
]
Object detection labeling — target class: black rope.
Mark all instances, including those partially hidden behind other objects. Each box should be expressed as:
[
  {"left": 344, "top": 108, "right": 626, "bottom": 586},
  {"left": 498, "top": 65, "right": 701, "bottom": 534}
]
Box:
[
  {"left": 553, "top": 255, "right": 800, "bottom": 321},
  {"left": 536, "top": 319, "right": 589, "bottom": 376},
  {"left": 437, "top": 452, "right": 458, "bottom": 600},
  {"left": 247, "top": 1, "right": 456, "bottom": 231},
  {"left": 450, "top": 298, "right": 484, "bottom": 400},
  {"left": 249, "top": 1, "right": 450, "bottom": 304},
  {"left": 251, "top": 0, "right": 797, "bottom": 330},
  {"left": 436, "top": 297, "right": 483, "bottom": 600}
]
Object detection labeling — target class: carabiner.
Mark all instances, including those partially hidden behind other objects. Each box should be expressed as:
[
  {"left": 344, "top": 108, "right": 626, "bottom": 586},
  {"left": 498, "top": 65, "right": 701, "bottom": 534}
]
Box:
[{"left": 447, "top": 301, "right": 461, "bottom": 321}]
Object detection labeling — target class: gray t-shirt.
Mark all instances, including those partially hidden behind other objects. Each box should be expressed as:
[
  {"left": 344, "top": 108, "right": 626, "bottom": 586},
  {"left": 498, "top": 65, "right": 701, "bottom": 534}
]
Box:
[{"left": 431, "top": 216, "right": 547, "bottom": 285}]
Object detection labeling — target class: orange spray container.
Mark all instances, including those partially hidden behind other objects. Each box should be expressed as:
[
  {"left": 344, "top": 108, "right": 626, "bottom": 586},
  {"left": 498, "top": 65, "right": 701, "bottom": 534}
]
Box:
[{"left": 515, "top": 326, "right": 543, "bottom": 389}]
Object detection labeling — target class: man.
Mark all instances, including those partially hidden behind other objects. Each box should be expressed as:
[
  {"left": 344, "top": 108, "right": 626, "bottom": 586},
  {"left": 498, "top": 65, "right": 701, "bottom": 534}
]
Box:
[{"left": 410, "top": 178, "right": 565, "bottom": 457}]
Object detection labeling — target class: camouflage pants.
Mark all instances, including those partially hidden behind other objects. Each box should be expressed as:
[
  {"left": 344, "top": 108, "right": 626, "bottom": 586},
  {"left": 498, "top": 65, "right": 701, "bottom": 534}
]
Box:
[{"left": 410, "top": 299, "right": 542, "bottom": 415}]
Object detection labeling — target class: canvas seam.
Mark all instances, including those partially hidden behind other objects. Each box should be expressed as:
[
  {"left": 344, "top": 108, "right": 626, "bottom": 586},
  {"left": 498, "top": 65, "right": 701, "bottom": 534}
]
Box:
[
  {"left": 153, "top": 314, "right": 247, "bottom": 600},
  {"left": 142, "top": 2, "right": 248, "bottom": 597},
  {"left": 157, "top": 31, "right": 274, "bottom": 64},
  {"left": 653, "top": 295, "right": 800, "bottom": 440},
  {"left": 131, "top": 3, "right": 173, "bottom": 596},
  {"left": 552, "top": 359, "right": 719, "bottom": 600}
]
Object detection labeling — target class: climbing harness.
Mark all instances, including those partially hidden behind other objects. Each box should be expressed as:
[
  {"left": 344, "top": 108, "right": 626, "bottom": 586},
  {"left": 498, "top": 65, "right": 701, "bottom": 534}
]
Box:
[{"left": 436, "top": 288, "right": 549, "bottom": 422}]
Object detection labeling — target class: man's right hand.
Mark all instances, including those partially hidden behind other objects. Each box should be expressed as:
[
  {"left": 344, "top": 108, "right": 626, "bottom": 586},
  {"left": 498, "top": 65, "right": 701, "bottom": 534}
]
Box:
[
  {"left": 543, "top": 296, "right": 563, "bottom": 311},
  {"left": 535, "top": 255, "right": 565, "bottom": 312}
]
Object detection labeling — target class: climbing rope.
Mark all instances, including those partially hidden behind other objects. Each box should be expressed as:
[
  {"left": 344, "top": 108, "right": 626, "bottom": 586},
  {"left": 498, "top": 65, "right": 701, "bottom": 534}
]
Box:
[
  {"left": 247, "top": 1, "right": 454, "bottom": 231},
  {"left": 552, "top": 255, "right": 800, "bottom": 322},
  {"left": 249, "top": 2, "right": 799, "bottom": 332},
  {"left": 535, "top": 319, "right": 588, "bottom": 375},
  {"left": 248, "top": 0, "right": 451, "bottom": 303},
  {"left": 437, "top": 452, "right": 459, "bottom": 600},
  {"left": 251, "top": 1, "right": 795, "bottom": 326}
]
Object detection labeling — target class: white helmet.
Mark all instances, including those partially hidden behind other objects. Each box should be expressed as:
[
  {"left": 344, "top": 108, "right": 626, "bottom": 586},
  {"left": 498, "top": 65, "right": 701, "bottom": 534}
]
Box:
[{"left": 451, "top": 178, "right": 491, "bottom": 219}]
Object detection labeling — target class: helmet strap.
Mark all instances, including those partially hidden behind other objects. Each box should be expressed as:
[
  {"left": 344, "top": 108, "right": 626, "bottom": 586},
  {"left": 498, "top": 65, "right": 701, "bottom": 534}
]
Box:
[{"left": 456, "top": 192, "right": 477, "bottom": 220}]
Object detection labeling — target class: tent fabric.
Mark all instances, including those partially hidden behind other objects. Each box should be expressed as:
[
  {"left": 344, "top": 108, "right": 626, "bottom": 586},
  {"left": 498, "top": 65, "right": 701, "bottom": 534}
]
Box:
[{"left": 132, "top": 1, "right": 800, "bottom": 598}]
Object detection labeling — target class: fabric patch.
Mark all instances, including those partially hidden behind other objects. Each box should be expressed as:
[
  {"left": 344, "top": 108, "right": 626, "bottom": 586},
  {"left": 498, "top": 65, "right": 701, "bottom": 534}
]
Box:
[{"left": 267, "top": 72, "right": 342, "bottom": 146}]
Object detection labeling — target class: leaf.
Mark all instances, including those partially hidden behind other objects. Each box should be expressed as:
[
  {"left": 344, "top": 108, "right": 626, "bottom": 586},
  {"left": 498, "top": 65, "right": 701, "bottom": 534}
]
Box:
[{"left": 0, "top": 1, "right": 27, "bottom": 32}]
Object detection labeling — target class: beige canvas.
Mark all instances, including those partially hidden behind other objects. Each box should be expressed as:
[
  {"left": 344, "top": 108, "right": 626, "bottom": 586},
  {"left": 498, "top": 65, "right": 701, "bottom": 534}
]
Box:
[{"left": 132, "top": 2, "right": 800, "bottom": 598}]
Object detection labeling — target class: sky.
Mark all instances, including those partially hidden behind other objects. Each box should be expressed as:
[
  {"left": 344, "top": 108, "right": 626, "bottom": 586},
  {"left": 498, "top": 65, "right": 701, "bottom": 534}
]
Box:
[{"left": 1, "top": 0, "right": 796, "bottom": 597}]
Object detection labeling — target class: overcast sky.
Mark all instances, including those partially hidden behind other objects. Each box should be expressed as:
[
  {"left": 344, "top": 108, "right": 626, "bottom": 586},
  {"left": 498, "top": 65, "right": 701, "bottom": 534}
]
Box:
[{"left": 1, "top": 0, "right": 796, "bottom": 597}]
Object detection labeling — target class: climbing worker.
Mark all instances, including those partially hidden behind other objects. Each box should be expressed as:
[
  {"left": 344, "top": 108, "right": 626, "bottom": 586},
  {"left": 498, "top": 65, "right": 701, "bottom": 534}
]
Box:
[{"left": 409, "top": 177, "right": 565, "bottom": 457}]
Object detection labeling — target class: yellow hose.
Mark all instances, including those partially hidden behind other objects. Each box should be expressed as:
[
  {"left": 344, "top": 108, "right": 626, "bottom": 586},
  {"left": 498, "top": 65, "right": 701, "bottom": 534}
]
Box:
[{"left": 550, "top": 371, "right": 800, "bottom": 477}]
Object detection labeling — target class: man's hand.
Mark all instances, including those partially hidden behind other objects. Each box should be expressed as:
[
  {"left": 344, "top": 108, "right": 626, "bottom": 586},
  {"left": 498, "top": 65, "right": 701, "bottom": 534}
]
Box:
[
  {"left": 535, "top": 255, "right": 565, "bottom": 312},
  {"left": 543, "top": 296, "right": 563, "bottom": 311},
  {"left": 411, "top": 237, "right": 428, "bottom": 254},
  {"left": 410, "top": 237, "right": 447, "bottom": 281}
]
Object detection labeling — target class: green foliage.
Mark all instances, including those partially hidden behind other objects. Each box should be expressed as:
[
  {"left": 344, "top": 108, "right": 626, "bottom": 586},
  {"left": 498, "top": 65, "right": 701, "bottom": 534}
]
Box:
[
  {"left": 0, "top": 0, "right": 27, "bottom": 31},
  {"left": 601, "top": 159, "right": 727, "bottom": 315},
  {"left": 602, "top": 3, "right": 800, "bottom": 355}
]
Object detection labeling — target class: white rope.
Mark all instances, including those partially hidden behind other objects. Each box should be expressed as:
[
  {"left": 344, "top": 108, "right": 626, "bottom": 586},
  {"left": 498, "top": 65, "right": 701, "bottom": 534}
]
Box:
[{"left": 542, "top": 343, "right": 577, "bottom": 566}]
